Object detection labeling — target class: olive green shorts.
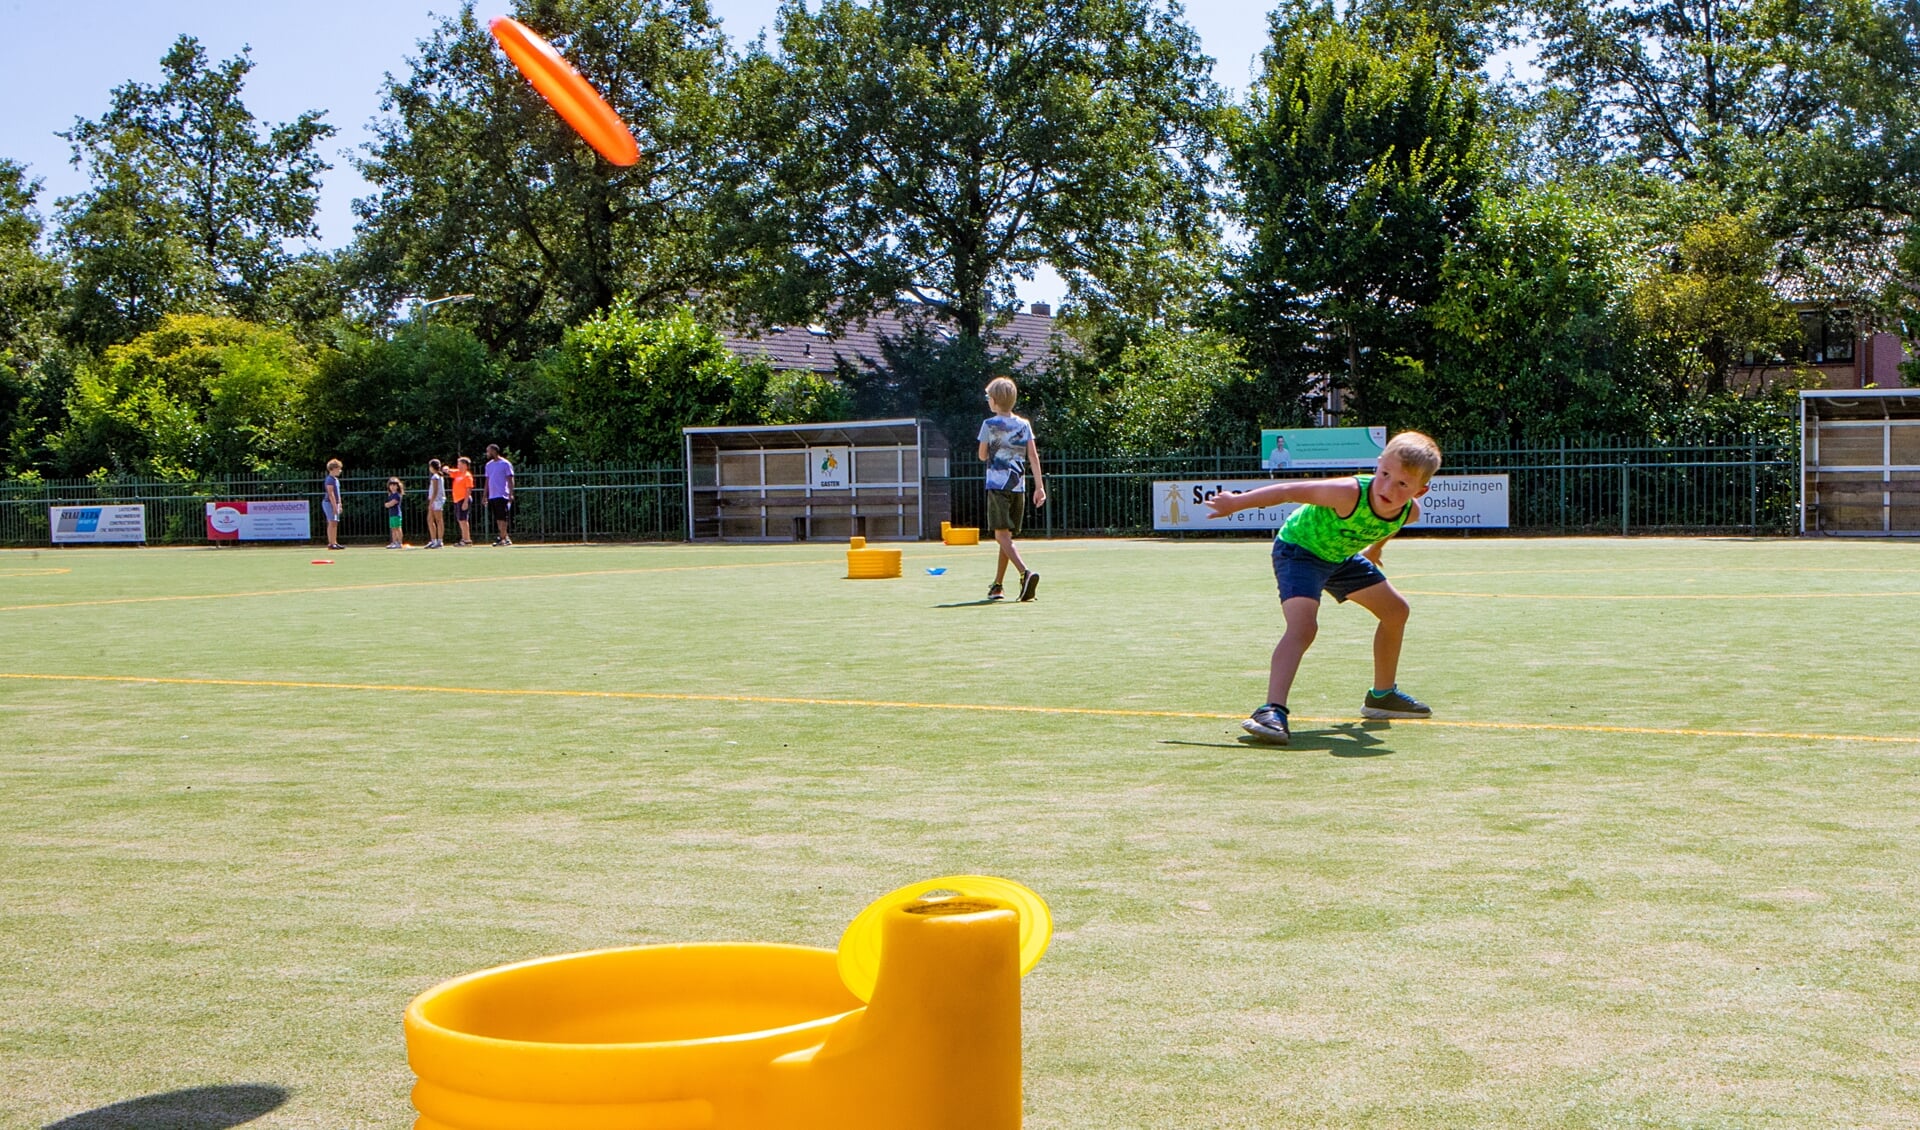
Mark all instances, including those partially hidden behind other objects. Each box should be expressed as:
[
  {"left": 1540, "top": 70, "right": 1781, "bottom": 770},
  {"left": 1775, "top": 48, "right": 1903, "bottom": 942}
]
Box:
[{"left": 986, "top": 489, "right": 1025, "bottom": 534}]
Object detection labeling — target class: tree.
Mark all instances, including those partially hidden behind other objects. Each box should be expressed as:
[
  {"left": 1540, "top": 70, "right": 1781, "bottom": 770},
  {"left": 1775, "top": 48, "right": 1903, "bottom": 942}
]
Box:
[
  {"left": 55, "top": 316, "right": 319, "bottom": 477},
  {"left": 57, "top": 36, "right": 333, "bottom": 346},
  {"left": 1227, "top": 0, "right": 1492, "bottom": 428},
  {"left": 1527, "top": 0, "right": 1920, "bottom": 298},
  {"left": 1106, "top": 328, "right": 1258, "bottom": 454},
  {"left": 1413, "top": 188, "right": 1648, "bottom": 439},
  {"left": 542, "top": 301, "right": 772, "bottom": 464},
  {"left": 1629, "top": 210, "right": 1798, "bottom": 395},
  {"left": 724, "top": 0, "right": 1223, "bottom": 340},
  {"left": 307, "top": 321, "right": 535, "bottom": 470},
  {"left": 1889, "top": 221, "right": 1920, "bottom": 385},
  {"left": 354, "top": 0, "right": 735, "bottom": 356},
  {"left": 0, "top": 161, "right": 72, "bottom": 474}
]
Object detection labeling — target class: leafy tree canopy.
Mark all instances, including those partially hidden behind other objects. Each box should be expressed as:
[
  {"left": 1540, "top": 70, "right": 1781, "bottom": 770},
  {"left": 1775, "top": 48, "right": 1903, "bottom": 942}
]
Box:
[
  {"left": 354, "top": 0, "right": 736, "bottom": 357},
  {"left": 1227, "top": 0, "right": 1493, "bottom": 425},
  {"left": 57, "top": 36, "right": 333, "bottom": 346},
  {"left": 726, "top": 0, "right": 1223, "bottom": 340},
  {"left": 55, "top": 315, "right": 319, "bottom": 478},
  {"left": 543, "top": 301, "right": 773, "bottom": 464}
]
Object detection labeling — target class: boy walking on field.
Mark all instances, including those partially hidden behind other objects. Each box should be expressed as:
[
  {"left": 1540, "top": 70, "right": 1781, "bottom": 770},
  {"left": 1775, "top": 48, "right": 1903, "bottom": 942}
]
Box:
[
  {"left": 978, "top": 376, "right": 1046, "bottom": 601},
  {"left": 1205, "top": 431, "right": 1443, "bottom": 745}
]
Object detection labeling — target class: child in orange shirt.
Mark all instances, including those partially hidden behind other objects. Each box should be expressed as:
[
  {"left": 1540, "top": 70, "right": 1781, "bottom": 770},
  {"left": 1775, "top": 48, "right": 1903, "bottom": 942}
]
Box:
[{"left": 447, "top": 456, "right": 475, "bottom": 546}]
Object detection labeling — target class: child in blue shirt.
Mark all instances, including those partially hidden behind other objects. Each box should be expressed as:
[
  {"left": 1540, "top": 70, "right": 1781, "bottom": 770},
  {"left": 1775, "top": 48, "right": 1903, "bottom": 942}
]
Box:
[{"left": 384, "top": 478, "right": 405, "bottom": 549}]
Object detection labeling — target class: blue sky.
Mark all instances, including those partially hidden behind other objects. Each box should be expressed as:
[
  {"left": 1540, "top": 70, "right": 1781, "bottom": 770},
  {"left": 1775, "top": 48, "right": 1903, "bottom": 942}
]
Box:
[{"left": 0, "top": 1, "right": 1328, "bottom": 305}]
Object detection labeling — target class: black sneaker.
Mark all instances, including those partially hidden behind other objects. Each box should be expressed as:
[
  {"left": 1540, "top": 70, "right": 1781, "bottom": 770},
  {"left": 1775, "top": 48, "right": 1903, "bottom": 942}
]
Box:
[
  {"left": 1017, "top": 571, "right": 1040, "bottom": 602},
  {"left": 1240, "top": 703, "right": 1291, "bottom": 745},
  {"left": 987, "top": 582, "right": 1005, "bottom": 601},
  {"left": 1361, "top": 687, "right": 1432, "bottom": 719}
]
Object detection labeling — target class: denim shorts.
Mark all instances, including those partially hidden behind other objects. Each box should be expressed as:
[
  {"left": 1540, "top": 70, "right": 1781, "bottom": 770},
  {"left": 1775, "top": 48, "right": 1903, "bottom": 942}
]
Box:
[{"left": 1272, "top": 539, "right": 1387, "bottom": 603}]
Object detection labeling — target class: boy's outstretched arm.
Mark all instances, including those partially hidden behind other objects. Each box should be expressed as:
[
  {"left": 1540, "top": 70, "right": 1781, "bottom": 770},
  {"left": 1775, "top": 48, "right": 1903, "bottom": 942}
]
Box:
[{"left": 1205, "top": 477, "right": 1360, "bottom": 518}]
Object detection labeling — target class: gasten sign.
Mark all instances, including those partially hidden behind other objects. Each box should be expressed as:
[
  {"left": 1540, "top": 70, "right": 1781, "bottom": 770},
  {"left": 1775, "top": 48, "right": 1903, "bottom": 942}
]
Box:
[
  {"left": 1260, "top": 426, "right": 1388, "bottom": 470},
  {"left": 206, "top": 500, "right": 312, "bottom": 542},
  {"left": 1152, "top": 475, "right": 1510, "bottom": 531},
  {"left": 50, "top": 504, "right": 146, "bottom": 544},
  {"left": 809, "top": 446, "right": 851, "bottom": 490}
]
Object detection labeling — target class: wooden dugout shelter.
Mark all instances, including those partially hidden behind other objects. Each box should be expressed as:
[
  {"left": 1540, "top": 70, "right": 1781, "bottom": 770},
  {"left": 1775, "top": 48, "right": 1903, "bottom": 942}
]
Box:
[
  {"left": 683, "top": 419, "right": 951, "bottom": 541},
  {"left": 1801, "top": 388, "right": 1920, "bottom": 535}
]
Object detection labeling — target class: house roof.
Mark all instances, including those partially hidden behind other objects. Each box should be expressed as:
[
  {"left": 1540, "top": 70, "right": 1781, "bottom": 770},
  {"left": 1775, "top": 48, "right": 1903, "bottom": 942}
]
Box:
[{"left": 719, "top": 307, "right": 1066, "bottom": 374}]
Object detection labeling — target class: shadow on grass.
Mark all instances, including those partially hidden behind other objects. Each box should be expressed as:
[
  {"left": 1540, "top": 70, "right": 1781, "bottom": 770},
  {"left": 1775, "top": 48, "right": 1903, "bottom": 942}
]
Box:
[
  {"left": 1162, "top": 722, "right": 1394, "bottom": 757},
  {"left": 933, "top": 598, "right": 1007, "bottom": 608},
  {"left": 45, "top": 1085, "right": 288, "bottom": 1130}
]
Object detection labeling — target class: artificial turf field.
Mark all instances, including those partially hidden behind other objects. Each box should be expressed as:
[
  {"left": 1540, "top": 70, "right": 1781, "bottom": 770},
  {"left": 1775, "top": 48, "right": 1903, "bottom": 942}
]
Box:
[{"left": 3, "top": 535, "right": 1919, "bottom": 1129}]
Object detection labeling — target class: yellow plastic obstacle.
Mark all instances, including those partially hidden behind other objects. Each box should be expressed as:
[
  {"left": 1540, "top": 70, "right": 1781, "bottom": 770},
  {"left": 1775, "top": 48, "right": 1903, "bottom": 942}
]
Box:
[
  {"left": 846, "top": 536, "right": 902, "bottom": 578},
  {"left": 404, "top": 876, "right": 1051, "bottom": 1130},
  {"left": 940, "top": 521, "right": 980, "bottom": 546}
]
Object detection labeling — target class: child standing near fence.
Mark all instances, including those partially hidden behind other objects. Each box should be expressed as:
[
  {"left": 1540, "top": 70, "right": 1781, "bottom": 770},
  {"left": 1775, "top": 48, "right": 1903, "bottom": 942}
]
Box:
[
  {"left": 323, "top": 459, "right": 345, "bottom": 550},
  {"left": 385, "top": 477, "right": 406, "bottom": 549},
  {"left": 425, "top": 460, "right": 447, "bottom": 548}
]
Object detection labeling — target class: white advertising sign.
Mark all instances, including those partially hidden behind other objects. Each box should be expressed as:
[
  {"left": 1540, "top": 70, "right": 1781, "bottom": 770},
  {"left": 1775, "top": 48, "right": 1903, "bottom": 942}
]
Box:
[
  {"left": 809, "top": 446, "right": 851, "bottom": 490},
  {"left": 49, "top": 504, "right": 147, "bottom": 544},
  {"left": 1152, "top": 475, "right": 1510, "bottom": 531},
  {"left": 206, "top": 500, "right": 311, "bottom": 541}
]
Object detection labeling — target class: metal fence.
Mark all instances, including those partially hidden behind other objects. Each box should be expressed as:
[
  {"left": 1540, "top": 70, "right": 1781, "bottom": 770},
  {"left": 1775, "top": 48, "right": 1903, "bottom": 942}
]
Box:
[
  {"left": 930, "top": 437, "right": 1799, "bottom": 537},
  {"left": 0, "top": 437, "right": 1798, "bottom": 547},
  {"left": 0, "top": 465, "right": 686, "bottom": 546}
]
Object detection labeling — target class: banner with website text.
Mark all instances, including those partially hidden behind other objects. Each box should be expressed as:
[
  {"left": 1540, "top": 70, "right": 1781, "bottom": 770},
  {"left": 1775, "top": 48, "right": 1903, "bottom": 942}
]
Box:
[{"left": 206, "top": 500, "right": 311, "bottom": 541}]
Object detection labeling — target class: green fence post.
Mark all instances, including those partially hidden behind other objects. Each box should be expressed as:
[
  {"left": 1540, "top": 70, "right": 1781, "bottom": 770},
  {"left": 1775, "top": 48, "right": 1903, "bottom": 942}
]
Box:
[
  {"left": 580, "top": 484, "right": 588, "bottom": 544},
  {"left": 1620, "top": 461, "right": 1630, "bottom": 536},
  {"left": 1558, "top": 437, "right": 1566, "bottom": 531}
]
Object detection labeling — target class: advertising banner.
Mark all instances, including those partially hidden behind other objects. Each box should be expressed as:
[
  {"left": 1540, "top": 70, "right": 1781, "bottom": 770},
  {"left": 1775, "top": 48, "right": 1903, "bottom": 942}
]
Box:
[
  {"left": 206, "top": 500, "right": 311, "bottom": 541},
  {"left": 809, "top": 446, "right": 851, "bottom": 490},
  {"left": 50, "top": 504, "right": 146, "bottom": 544},
  {"left": 1152, "top": 475, "right": 1510, "bottom": 532},
  {"left": 1260, "top": 426, "right": 1388, "bottom": 470}
]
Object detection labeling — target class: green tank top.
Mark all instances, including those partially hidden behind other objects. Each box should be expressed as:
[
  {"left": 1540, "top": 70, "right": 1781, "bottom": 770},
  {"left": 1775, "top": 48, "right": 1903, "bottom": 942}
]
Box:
[{"left": 1278, "top": 474, "right": 1413, "bottom": 562}]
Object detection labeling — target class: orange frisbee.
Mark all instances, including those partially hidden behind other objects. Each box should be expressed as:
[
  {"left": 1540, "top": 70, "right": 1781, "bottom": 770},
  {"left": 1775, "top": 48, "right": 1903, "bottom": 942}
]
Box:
[{"left": 488, "top": 16, "right": 639, "bottom": 166}]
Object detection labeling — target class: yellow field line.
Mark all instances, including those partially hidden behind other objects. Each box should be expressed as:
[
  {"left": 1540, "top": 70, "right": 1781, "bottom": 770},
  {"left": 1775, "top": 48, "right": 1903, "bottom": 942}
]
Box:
[
  {"left": 0, "top": 543, "right": 1118, "bottom": 613},
  {"left": 0, "top": 672, "right": 1910, "bottom": 746},
  {"left": 0, "top": 559, "right": 827, "bottom": 612}
]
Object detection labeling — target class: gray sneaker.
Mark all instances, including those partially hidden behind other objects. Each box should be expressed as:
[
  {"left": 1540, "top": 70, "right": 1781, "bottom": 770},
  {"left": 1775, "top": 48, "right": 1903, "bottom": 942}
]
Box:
[
  {"left": 1240, "top": 703, "right": 1291, "bottom": 745},
  {"left": 1017, "top": 571, "right": 1040, "bottom": 601},
  {"left": 1361, "top": 687, "right": 1431, "bottom": 719}
]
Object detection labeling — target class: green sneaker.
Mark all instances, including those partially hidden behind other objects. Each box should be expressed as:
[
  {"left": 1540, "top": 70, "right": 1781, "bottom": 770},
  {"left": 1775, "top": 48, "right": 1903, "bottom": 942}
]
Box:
[{"left": 1361, "top": 687, "right": 1431, "bottom": 719}]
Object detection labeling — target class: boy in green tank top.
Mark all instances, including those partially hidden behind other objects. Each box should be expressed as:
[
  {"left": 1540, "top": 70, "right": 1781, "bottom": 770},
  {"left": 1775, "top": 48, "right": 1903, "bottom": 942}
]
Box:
[{"left": 1205, "top": 431, "right": 1443, "bottom": 745}]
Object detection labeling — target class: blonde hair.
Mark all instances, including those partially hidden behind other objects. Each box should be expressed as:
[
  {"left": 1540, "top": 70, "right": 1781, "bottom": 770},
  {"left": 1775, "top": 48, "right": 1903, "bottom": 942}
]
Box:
[
  {"left": 985, "top": 376, "right": 1018, "bottom": 413},
  {"left": 1383, "top": 431, "right": 1442, "bottom": 477},
  {"left": 326, "top": 459, "right": 342, "bottom": 472}
]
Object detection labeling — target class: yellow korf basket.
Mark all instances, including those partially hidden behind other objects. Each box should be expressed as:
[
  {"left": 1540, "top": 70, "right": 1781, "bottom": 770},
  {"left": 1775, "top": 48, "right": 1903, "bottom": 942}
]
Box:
[{"left": 847, "top": 547, "right": 902, "bottom": 579}]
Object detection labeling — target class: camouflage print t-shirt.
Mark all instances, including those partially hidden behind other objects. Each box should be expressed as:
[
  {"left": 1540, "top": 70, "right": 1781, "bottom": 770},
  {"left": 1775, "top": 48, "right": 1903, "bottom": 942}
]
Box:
[{"left": 978, "top": 414, "right": 1033, "bottom": 492}]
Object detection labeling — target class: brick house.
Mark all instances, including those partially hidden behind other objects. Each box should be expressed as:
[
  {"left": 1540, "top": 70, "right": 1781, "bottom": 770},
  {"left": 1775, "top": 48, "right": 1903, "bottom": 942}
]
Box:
[{"left": 1737, "top": 305, "right": 1914, "bottom": 390}]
